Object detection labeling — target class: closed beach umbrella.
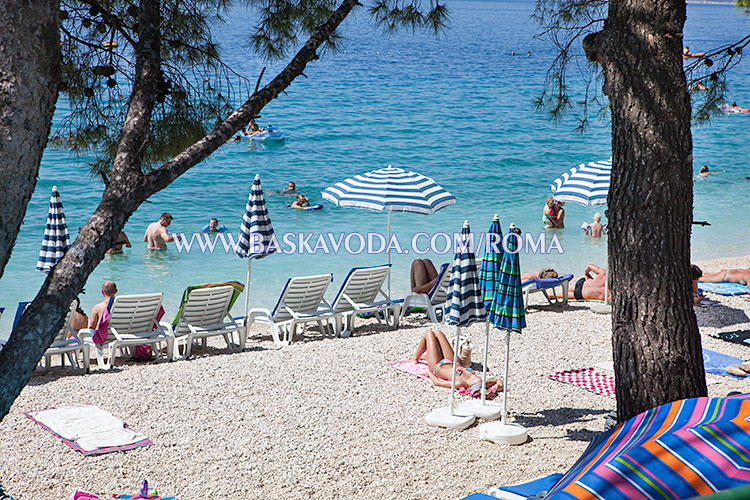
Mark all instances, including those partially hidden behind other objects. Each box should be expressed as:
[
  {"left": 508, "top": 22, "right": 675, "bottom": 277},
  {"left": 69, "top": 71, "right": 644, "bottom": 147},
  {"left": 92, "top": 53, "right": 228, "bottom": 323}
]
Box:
[
  {"left": 545, "top": 394, "right": 750, "bottom": 500},
  {"left": 478, "top": 225, "right": 528, "bottom": 444},
  {"left": 321, "top": 164, "right": 456, "bottom": 295},
  {"left": 36, "top": 185, "right": 71, "bottom": 272},
  {"left": 237, "top": 174, "right": 277, "bottom": 325},
  {"left": 478, "top": 214, "right": 503, "bottom": 311},
  {"left": 550, "top": 158, "right": 611, "bottom": 206},
  {"left": 461, "top": 214, "right": 505, "bottom": 419},
  {"left": 426, "top": 221, "right": 485, "bottom": 430}
]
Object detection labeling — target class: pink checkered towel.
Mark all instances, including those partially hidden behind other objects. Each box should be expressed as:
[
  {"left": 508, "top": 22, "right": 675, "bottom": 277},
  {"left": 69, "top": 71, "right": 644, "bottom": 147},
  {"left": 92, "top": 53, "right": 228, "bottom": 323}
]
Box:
[{"left": 548, "top": 367, "right": 616, "bottom": 399}]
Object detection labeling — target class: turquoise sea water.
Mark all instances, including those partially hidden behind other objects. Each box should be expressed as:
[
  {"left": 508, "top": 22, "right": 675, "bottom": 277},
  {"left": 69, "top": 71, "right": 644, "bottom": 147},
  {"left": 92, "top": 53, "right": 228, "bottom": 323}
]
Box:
[{"left": 1, "top": 0, "right": 749, "bottom": 335}]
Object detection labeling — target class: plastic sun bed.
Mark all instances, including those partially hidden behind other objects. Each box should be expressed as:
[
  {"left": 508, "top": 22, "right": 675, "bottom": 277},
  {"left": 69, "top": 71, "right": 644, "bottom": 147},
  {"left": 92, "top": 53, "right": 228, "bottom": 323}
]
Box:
[
  {"left": 246, "top": 274, "right": 334, "bottom": 347},
  {"left": 401, "top": 263, "right": 451, "bottom": 323},
  {"left": 521, "top": 274, "right": 574, "bottom": 310},
  {"left": 329, "top": 265, "right": 401, "bottom": 337}
]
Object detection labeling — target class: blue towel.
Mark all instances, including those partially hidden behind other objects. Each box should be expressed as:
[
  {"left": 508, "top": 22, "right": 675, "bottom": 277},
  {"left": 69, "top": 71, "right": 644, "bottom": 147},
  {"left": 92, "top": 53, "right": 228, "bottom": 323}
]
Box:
[
  {"left": 523, "top": 274, "right": 574, "bottom": 290},
  {"left": 494, "top": 473, "right": 564, "bottom": 498},
  {"left": 459, "top": 494, "right": 497, "bottom": 500},
  {"left": 703, "top": 348, "right": 745, "bottom": 379},
  {"left": 698, "top": 282, "right": 750, "bottom": 295}
]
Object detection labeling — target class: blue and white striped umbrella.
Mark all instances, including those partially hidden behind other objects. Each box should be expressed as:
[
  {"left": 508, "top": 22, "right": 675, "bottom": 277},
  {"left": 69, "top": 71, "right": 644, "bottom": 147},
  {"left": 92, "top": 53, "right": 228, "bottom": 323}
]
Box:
[
  {"left": 321, "top": 164, "right": 455, "bottom": 214},
  {"left": 443, "top": 220, "right": 486, "bottom": 416},
  {"left": 550, "top": 158, "right": 611, "bottom": 206},
  {"left": 322, "top": 165, "right": 455, "bottom": 295},
  {"left": 36, "top": 185, "right": 71, "bottom": 272},
  {"left": 236, "top": 174, "right": 276, "bottom": 260},
  {"left": 446, "top": 221, "right": 486, "bottom": 327},
  {"left": 237, "top": 174, "right": 276, "bottom": 323}
]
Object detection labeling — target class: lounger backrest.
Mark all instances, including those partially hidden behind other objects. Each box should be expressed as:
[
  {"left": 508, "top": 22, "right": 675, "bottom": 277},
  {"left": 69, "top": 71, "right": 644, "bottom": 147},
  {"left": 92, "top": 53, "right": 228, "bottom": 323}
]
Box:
[
  {"left": 331, "top": 265, "right": 390, "bottom": 314},
  {"left": 108, "top": 293, "right": 163, "bottom": 339},
  {"left": 51, "top": 300, "right": 78, "bottom": 344},
  {"left": 271, "top": 274, "right": 332, "bottom": 322},
  {"left": 429, "top": 263, "right": 452, "bottom": 305},
  {"left": 174, "top": 286, "right": 233, "bottom": 336}
]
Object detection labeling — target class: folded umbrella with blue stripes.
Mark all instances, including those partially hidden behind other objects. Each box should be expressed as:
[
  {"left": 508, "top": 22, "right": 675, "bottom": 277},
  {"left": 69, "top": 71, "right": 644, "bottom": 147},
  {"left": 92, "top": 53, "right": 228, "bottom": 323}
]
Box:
[
  {"left": 237, "top": 174, "right": 277, "bottom": 324},
  {"left": 37, "top": 185, "right": 71, "bottom": 273}
]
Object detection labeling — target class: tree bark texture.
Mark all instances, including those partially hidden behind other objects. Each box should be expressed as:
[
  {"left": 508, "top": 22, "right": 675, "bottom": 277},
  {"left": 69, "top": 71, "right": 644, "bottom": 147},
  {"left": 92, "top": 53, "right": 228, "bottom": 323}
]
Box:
[
  {"left": 583, "top": 0, "right": 707, "bottom": 421},
  {"left": 0, "top": 0, "right": 358, "bottom": 421},
  {"left": 0, "top": 0, "right": 60, "bottom": 279}
]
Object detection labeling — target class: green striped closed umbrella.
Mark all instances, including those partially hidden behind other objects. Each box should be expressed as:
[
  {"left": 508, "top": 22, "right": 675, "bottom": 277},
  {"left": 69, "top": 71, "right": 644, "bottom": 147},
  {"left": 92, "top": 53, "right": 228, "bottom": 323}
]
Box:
[
  {"left": 478, "top": 224, "right": 529, "bottom": 444},
  {"left": 479, "top": 214, "right": 503, "bottom": 315},
  {"left": 491, "top": 225, "right": 526, "bottom": 332}
]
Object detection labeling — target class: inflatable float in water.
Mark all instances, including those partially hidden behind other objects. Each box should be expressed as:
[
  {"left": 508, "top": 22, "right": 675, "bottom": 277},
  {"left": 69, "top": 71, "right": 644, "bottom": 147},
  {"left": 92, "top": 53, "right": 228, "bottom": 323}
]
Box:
[
  {"left": 245, "top": 125, "right": 284, "bottom": 142},
  {"left": 289, "top": 204, "right": 323, "bottom": 211}
]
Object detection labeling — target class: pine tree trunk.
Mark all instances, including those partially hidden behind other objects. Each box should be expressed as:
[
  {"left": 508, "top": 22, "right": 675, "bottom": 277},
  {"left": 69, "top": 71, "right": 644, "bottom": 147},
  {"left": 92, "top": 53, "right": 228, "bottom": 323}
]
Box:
[
  {"left": 0, "top": 0, "right": 60, "bottom": 279},
  {"left": 583, "top": 0, "right": 706, "bottom": 421}
]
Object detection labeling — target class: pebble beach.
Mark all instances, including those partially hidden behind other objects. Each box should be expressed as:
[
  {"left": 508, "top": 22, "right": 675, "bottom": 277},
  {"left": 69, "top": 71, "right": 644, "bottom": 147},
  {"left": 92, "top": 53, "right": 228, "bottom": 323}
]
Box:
[{"left": 1, "top": 255, "right": 749, "bottom": 500}]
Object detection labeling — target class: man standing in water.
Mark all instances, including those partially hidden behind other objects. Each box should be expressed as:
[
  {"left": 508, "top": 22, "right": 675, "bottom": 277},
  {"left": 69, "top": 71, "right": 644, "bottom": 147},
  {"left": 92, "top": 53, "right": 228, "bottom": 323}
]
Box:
[{"left": 144, "top": 212, "right": 177, "bottom": 250}]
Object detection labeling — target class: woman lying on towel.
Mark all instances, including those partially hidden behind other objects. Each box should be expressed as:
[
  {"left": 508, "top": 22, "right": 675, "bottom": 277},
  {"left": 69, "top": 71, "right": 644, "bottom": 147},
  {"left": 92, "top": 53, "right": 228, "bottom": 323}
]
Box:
[{"left": 412, "top": 329, "right": 503, "bottom": 396}]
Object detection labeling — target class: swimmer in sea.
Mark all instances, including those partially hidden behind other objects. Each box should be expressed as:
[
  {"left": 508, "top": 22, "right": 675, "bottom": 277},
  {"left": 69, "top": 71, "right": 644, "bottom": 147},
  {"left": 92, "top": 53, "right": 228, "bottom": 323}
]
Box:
[
  {"left": 280, "top": 181, "right": 296, "bottom": 195},
  {"left": 698, "top": 165, "right": 724, "bottom": 178},
  {"left": 244, "top": 118, "right": 264, "bottom": 137},
  {"left": 291, "top": 194, "right": 310, "bottom": 209},
  {"left": 730, "top": 102, "right": 750, "bottom": 113}
]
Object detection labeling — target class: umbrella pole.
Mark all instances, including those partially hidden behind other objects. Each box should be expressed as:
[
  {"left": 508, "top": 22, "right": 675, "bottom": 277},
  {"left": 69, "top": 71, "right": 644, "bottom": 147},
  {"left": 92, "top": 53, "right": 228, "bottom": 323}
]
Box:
[
  {"left": 244, "top": 259, "right": 252, "bottom": 328},
  {"left": 387, "top": 210, "right": 392, "bottom": 297},
  {"left": 502, "top": 329, "right": 510, "bottom": 425},
  {"left": 449, "top": 326, "right": 461, "bottom": 415},
  {"left": 482, "top": 321, "right": 489, "bottom": 404}
]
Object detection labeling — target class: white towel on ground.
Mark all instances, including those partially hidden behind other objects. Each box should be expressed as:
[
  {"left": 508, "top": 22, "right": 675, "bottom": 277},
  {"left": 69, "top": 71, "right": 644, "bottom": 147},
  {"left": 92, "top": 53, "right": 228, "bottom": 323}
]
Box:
[{"left": 27, "top": 404, "right": 147, "bottom": 452}]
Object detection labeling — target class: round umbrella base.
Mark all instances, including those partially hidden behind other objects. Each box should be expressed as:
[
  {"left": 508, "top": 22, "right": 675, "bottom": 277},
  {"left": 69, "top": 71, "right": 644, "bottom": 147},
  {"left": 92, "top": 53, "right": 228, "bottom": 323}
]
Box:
[
  {"left": 459, "top": 400, "right": 503, "bottom": 420},
  {"left": 425, "top": 407, "right": 476, "bottom": 430},
  {"left": 590, "top": 303, "right": 611, "bottom": 315},
  {"left": 479, "top": 421, "right": 528, "bottom": 445}
]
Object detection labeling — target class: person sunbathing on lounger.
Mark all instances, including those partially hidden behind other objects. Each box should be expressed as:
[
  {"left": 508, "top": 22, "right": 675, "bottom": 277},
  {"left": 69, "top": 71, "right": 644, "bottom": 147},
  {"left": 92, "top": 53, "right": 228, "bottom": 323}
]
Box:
[
  {"left": 411, "top": 258, "right": 441, "bottom": 294},
  {"left": 521, "top": 268, "right": 558, "bottom": 281},
  {"left": 700, "top": 268, "right": 750, "bottom": 286},
  {"left": 412, "top": 329, "right": 503, "bottom": 393},
  {"left": 568, "top": 264, "right": 609, "bottom": 301}
]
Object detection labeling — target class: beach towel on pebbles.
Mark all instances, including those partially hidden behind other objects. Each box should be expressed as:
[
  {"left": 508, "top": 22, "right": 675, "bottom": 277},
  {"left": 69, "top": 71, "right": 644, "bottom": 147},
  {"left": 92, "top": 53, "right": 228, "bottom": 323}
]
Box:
[
  {"left": 548, "top": 368, "right": 616, "bottom": 399},
  {"left": 698, "top": 282, "right": 750, "bottom": 295},
  {"left": 25, "top": 404, "right": 152, "bottom": 455}
]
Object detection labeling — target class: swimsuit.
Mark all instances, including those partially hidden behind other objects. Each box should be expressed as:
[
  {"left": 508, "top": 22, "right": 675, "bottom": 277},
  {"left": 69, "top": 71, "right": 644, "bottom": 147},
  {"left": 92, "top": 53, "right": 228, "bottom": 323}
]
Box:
[
  {"left": 433, "top": 359, "right": 473, "bottom": 377},
  {"left": 574, "top": 277, "right": 585, "bottom": 300}
]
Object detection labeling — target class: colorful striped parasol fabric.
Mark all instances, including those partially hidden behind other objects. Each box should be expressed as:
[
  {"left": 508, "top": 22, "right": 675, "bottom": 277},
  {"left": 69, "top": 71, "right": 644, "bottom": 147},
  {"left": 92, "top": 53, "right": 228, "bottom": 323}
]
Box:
[
  {"left": 36, "top": 185, "right": 71, "bottom": 272},
  {"left": 490, "top": 226, "right": 526, "bottom": 332},
  {"left": 445, "top": 221, "right": 486, "bottom": 327},
  {"left": 545, "top": 394, "right": 750, "bottom": 500},
  {"left": 479, "top": 214, "right": 503, "bottom": 317}
]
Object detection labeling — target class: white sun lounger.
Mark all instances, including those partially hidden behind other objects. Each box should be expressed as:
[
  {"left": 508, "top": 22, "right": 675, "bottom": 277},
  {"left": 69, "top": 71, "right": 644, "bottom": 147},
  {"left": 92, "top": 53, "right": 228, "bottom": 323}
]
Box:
[
  {"left": 170, "top": 285, "right": 245, "bottom": 359},
  {"left": 329, "top": 265, "right": 401, "bottom": 337},
  {"left": 80, "top": 293, "right": 175, "bottom": 370},
  {"left": 246, "top": 274, "right": 334, "bottom": 347},
  {"left": 39, "top": 299, "right": 90, "bottom": 373},
  {"left": 401, "top": 263, "right": 451, "bottom": 323}
]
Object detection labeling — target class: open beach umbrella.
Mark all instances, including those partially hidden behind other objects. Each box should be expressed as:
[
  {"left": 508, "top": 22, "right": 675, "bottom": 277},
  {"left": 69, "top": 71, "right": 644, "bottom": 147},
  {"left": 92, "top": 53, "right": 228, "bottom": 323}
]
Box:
[
  {"left": 36, "top": 185, "right": 71, "bottom": 272},
  {"left": 461, "top": 214, "right": 505, "bottom": 419},
  {"left": 550, "top": 159, "right": 611, "bottom": 206},
  {"left": 425, "top": 221, "right": 485, "bottom": 430},
  {"left": 321, "top": 165, "right": 456, "bottom": 295},
  {"left": 545, "top": 394, "right": 750, "bottom": 500},
  {"left": 236, "top": 174, "right": 277, "bottom": 325},
  {"left": 478, "top": 224, "right": 528, "bottom": 445}
]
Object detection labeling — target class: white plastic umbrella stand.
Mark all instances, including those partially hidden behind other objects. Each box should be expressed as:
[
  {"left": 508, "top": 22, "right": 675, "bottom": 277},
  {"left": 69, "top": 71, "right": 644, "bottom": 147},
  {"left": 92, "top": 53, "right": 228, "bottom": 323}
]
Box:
[
  {"left": 425, "top": 326, "right": 476, "bottom": 430},
  {"left": 478, "top": 330, "right": 528, "bottom": 445},
  {"left": 459, "top": 322, "right": 503, "bottom": 420}
]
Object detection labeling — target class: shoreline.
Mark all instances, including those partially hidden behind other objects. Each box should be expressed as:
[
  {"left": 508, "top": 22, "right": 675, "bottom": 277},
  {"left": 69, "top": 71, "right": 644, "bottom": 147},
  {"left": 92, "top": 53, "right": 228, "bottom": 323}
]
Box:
[{"left": 1, "top": 254, "right": 749, "bottom": 499}]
